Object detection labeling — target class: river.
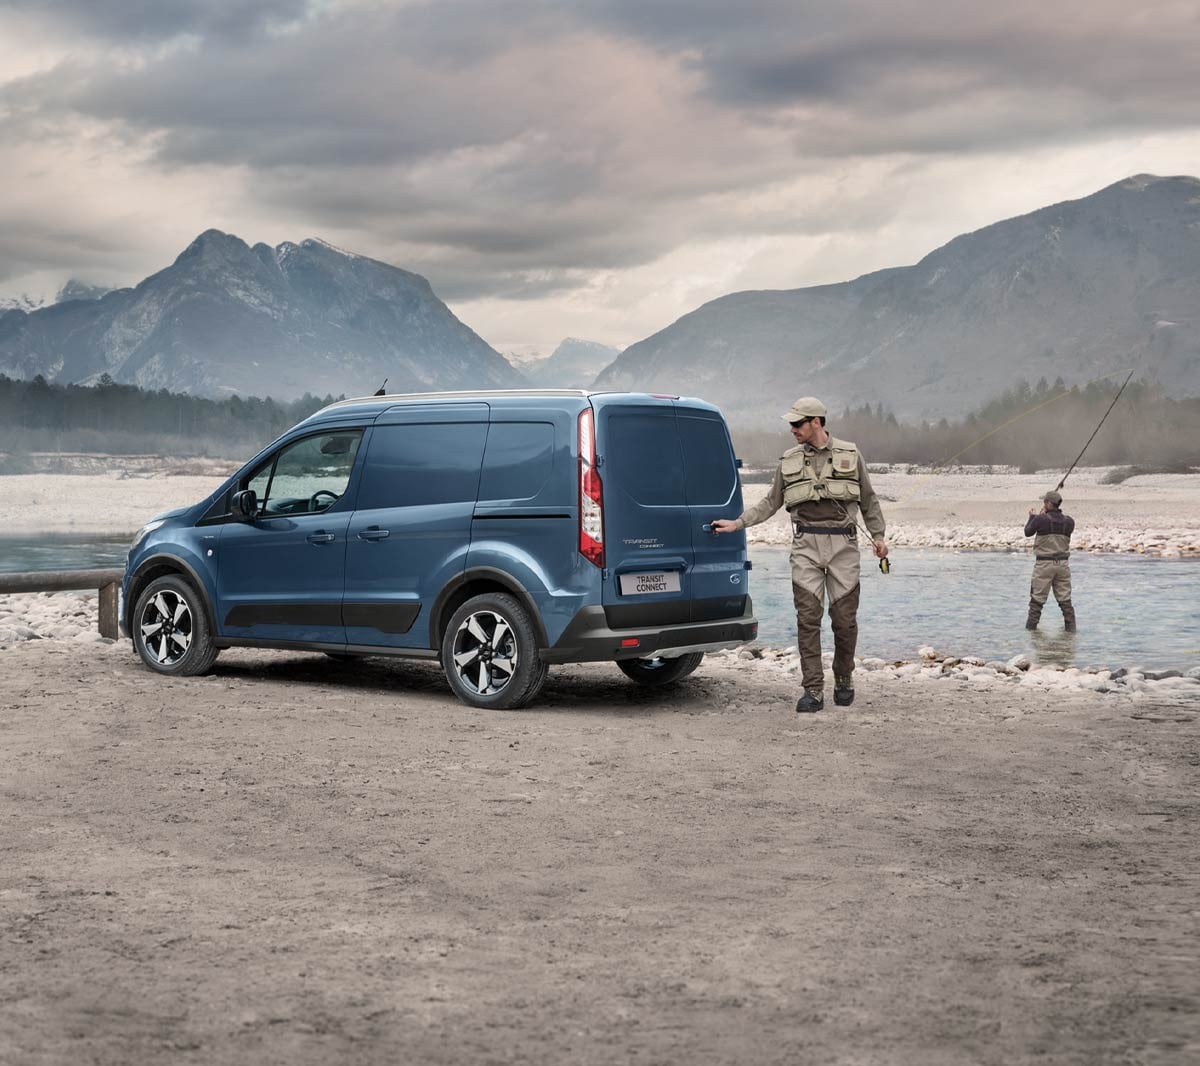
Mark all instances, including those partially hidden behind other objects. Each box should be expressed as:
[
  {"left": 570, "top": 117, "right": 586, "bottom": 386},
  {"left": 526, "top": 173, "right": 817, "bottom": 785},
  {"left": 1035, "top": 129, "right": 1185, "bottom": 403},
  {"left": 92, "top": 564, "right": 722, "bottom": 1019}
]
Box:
[{"left": 2, "top": 536, "right": 1196, "bottom": 672}]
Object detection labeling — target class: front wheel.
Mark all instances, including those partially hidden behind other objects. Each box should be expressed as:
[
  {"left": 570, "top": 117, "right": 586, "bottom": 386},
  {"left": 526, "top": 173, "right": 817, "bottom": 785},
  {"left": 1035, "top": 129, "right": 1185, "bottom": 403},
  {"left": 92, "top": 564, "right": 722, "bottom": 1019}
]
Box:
[
  {"left": 616, "top": 651, "right": 704, "bottom": 687},
  {"left": 441, "top": 593, "right": 547, "bottom": 709},
  {"left": 132, "top": 574, "right": 219, "bottom": 676}
]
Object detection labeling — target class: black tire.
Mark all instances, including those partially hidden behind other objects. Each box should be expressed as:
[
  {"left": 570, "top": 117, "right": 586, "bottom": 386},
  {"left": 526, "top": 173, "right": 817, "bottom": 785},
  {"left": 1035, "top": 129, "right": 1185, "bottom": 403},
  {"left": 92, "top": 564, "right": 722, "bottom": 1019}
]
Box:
[
  {"left": 440, "top": 592, "right": 547, "bottom": 709},
  {"left": 617, "top": 651, "right": 704, "bottom": 687},
  {"left": 132, "top": 574, "right": 219, "bottom": 677}
]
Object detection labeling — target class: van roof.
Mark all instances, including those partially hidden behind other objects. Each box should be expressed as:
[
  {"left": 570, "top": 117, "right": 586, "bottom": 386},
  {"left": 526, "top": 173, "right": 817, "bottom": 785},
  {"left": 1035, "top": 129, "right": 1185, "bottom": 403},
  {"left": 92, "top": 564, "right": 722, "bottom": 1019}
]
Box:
[{"left": 308, "top": 389, "right": 721, "bottom": 422}]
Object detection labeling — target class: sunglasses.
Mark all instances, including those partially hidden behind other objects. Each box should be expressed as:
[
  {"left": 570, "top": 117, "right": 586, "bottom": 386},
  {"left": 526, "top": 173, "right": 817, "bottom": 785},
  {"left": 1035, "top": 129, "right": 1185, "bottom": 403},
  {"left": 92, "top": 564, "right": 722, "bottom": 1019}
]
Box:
[{"left": 789, "top": 417, "right": 813, "bottom": 428}]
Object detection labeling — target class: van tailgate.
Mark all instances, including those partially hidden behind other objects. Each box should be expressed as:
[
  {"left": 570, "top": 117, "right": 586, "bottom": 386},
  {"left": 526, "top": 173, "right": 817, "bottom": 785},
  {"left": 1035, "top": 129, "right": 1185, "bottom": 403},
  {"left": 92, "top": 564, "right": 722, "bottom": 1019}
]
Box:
[{"left": 593, "top": 397, "right": 695, "bottom": 626}]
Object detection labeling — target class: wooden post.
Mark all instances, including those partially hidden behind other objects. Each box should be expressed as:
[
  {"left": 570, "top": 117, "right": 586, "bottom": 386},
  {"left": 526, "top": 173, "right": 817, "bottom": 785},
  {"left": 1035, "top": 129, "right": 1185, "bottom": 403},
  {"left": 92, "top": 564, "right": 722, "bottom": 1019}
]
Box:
[{"left": 99, "top": 580, "right": 120, "bottom": 639}]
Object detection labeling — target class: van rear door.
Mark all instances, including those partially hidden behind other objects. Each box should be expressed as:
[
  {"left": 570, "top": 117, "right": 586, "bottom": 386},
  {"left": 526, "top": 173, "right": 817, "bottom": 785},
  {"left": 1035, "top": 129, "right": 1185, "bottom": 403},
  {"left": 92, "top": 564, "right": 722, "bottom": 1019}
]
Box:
[
  {"left": 675, "top": 406, "right": 748, "bottom": 621},
  {"left": 593, "top": 397, "right": 694, "bottom": 625}
]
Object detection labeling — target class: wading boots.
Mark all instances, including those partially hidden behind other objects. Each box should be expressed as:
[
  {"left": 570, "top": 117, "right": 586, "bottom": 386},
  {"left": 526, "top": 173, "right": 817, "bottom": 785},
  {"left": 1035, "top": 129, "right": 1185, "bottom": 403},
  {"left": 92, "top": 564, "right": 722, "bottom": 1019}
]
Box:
[
  {"left": 833, "top": 675, "right": 855, "bottom": 706},
  {"left": 1061, "top": 601, "right": 1077, "bottom": 632},
  {"left": 1025, "top": 598, "right": 1043, "bottom": 630},
  {"left": 795, "top": 691, "right": 824, "bottom": 714}
]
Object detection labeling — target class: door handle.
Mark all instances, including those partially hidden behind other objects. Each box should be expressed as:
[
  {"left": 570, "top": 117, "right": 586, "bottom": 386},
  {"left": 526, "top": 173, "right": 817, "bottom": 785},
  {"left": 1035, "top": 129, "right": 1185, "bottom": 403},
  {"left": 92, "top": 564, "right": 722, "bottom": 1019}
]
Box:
[
  {"left": 357, "top": 527, "right": 391, "bottom": 541},
  {"left": 307, "top": 531, "right": 336, "bottom": 544}
]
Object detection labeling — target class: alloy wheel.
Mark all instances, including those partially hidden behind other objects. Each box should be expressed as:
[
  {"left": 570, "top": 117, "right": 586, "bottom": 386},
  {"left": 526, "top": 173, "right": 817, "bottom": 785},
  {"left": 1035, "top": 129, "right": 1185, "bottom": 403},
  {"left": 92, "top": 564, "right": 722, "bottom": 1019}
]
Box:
[
  {"left": 451, "top": 610, "right": 518, "bottom": 695},
  {"left": 139, "top": 589, "right": 194, "bottom": 666}
]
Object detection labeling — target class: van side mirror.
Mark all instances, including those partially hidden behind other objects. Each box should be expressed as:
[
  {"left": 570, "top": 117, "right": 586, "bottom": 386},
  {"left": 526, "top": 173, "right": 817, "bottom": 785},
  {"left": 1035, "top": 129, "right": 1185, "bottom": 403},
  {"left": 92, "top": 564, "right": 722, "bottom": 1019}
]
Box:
[{"left": 231, "top": 489, "right": 258, "bottom": 521}]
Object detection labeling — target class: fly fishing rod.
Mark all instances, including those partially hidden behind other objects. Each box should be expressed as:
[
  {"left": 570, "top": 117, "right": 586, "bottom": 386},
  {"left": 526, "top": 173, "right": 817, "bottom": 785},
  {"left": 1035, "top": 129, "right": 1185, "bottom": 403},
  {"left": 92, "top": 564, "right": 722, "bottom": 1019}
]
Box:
[{"left": 1053, "top": 368, "right": 1135, "bottom": 492}]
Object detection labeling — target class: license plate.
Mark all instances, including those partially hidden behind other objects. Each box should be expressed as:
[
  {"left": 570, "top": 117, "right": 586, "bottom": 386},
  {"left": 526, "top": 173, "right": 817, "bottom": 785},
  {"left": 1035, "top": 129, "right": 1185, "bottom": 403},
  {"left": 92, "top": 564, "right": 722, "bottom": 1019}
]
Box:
[{"left": 619, "top": 571, "right": 681, "bottom": 595}]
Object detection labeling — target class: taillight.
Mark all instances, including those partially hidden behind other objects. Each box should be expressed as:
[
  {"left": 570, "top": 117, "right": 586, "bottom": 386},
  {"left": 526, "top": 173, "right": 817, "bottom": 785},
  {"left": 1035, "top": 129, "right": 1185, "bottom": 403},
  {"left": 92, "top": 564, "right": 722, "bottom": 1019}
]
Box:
[{"left": 578, "top": 407, "right": 604, "bottom": 567}]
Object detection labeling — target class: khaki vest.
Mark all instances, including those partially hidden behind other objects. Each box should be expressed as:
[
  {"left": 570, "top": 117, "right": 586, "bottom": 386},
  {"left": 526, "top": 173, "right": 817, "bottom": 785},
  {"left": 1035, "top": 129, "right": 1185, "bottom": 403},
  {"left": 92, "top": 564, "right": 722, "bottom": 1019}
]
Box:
[{"left": 780, "top": 437, "right": 861, "bottom": 508}]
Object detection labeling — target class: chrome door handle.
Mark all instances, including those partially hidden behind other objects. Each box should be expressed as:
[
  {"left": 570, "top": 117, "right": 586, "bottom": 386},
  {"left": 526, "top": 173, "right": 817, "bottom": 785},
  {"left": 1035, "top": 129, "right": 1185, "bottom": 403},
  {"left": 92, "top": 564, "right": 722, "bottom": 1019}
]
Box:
[
  {"left": 357, "top": 527, "right": 391, "bottom": 541},
  {"left": 307, "top": 531, "right": 336, "bottom": 544}
]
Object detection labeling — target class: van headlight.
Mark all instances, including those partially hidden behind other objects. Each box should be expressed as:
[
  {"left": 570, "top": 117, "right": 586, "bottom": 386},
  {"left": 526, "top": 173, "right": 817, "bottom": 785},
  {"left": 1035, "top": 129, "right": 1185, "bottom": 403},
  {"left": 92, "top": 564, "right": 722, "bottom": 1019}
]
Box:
[{"left": 131, "top": 518, "right": 166, "bottom": 550}]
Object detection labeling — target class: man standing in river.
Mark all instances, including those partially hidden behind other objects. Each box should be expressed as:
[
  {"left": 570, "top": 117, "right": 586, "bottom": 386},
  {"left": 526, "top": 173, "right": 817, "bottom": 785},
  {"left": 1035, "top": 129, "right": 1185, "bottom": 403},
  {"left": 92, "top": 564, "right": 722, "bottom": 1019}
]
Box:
[
  {"left": 712, "top": 397, "right": 888, "bottom": 713},
  {"left": 1024, "top": 490, "right": 1076, "bottom": 632}
]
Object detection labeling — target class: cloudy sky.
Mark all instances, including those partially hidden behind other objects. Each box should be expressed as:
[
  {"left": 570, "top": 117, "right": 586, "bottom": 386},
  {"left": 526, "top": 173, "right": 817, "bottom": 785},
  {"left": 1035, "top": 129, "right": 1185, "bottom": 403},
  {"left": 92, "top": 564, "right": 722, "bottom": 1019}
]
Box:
[{"left": 2, "top": 0, "right": 1199, "bottom": 354}]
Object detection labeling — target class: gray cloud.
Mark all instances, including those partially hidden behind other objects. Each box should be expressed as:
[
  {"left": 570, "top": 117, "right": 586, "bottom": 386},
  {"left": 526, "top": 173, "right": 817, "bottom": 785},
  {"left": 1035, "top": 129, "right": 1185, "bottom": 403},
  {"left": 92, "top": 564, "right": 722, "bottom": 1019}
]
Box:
[
  {"left": 2, "top": 0, "right": 1199, "bottom": 320},
  {"left": 0, "top": 0, "right": 311, "bottom": 41}
]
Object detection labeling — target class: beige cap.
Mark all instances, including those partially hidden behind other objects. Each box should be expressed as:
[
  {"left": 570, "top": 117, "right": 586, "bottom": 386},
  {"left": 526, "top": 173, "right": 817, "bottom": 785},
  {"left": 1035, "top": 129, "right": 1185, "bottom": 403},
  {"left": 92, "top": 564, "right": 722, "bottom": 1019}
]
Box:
[{"left": 782, "top": 396, "right": 827, "bottom": 422}]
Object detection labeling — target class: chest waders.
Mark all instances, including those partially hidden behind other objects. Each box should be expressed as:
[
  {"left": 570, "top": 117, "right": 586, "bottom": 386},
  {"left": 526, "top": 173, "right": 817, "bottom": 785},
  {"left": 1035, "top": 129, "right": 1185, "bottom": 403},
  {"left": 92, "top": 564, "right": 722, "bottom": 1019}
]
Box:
[
  {"left": 1027, "top": 511, "right": 1075, "bottom": 631},
  {"left": 781, "top": 439, "right": 864, "bottom": 700}
]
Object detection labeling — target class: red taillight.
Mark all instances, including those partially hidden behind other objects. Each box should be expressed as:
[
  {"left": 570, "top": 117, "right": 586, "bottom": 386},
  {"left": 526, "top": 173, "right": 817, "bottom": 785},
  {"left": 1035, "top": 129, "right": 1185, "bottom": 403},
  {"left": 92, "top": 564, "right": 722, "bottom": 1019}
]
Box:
[{"left": 578, "top": 408, "right": 604, "bottom": 567}]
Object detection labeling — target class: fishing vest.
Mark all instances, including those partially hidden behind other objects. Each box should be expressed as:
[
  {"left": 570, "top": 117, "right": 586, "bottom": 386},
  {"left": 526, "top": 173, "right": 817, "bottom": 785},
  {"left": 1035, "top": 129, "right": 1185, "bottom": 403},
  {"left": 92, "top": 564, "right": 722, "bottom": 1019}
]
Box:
[
  {"left": 780, "top": 437, "right": 861, "bottom": 509},
  {"left": 1034, "top": 512, "right": 1073, "bottom": 558}
]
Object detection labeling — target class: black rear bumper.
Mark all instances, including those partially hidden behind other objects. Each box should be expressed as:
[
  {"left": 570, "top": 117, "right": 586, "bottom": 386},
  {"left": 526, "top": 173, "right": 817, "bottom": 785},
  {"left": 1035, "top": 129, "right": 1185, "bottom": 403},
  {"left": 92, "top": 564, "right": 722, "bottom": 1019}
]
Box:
[{"left": 541, "top": 597, "right": 757, "bottom": 664}]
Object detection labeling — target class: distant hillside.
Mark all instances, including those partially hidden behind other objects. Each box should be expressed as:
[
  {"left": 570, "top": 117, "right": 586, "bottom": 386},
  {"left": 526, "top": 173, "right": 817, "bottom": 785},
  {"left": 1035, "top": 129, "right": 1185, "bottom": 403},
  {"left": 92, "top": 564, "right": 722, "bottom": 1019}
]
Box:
[
  {"left": 0, "top": 230, "right": 523, "bottom": 400},
  {"left": 523, "top": 338, "right": 620, "bottom": 388},
  {"left": 596, "top": 175, "right": 1200, "bottom": 421}
]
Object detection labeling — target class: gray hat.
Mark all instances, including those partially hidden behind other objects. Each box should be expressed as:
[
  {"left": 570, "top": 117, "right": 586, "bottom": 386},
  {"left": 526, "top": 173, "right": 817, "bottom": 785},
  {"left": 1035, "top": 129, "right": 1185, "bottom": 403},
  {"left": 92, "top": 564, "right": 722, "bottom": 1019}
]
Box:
[
  {"left": 1043, "top": 490, "right": 1063, "bottom": 507},
  {"left": 782, "top": 396, "right": 827, "bottom": 422}
]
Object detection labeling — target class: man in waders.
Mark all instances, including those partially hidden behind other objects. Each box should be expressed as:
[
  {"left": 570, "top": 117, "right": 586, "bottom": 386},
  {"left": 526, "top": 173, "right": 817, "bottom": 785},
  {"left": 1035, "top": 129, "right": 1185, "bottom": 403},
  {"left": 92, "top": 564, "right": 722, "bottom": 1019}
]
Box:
[
  {"left": 1024, "top": 490, "right": 1076, "bottom": 631},
  {"left": 712, "top": 397, "right": 888, "bottom": 713}
]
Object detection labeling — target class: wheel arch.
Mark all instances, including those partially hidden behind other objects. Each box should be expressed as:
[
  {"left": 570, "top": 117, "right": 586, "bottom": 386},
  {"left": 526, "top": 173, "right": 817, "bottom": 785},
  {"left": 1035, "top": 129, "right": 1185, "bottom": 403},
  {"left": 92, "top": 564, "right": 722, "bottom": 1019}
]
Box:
[
  {"left": 125, "top": 553, "right": 216, "bottom": 639},
  {"left": 430, "top": 567, "right": 549, "bottom": 652}
]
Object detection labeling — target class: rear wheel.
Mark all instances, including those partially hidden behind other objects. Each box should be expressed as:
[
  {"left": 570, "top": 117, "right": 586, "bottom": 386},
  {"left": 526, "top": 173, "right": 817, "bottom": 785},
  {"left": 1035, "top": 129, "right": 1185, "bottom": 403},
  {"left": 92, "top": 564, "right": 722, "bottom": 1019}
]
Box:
[
  {"left": 441, "top": 593, "right": 547, "bottom": 709},
  {"left": 617, "top": 651, "right": 704, "bottom": 687},
  {"left": 132, "top": 574, "right": 219, "bottom": 676}
]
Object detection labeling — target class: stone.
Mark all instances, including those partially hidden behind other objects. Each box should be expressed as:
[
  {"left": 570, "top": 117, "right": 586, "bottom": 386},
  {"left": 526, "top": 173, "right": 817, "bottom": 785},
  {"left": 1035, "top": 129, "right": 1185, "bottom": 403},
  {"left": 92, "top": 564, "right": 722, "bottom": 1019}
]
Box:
[{"left": 1006, "top": 654, "right": 1032, "bottom": 671}]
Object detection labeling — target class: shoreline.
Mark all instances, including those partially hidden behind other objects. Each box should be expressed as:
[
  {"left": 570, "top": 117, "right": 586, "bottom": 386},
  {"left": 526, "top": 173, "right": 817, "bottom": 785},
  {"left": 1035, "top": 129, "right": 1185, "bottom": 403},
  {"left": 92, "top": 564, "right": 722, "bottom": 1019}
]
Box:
[
  {"left": 2, "top": 463, "right": 1197, "bottom": 555},
  {"left": 4, "top": 589, "right": 1198, "bottom": 703}
]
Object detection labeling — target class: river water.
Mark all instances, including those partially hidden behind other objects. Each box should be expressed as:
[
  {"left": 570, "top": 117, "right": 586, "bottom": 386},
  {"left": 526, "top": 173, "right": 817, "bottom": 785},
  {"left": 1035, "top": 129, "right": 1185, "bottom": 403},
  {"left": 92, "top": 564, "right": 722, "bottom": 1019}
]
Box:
[
  {"left": 2, "top": 536, "right": 1196, "bottom": 672},
  {"left": 749, "top": 545, "right": 1200, "bottom": 672}
]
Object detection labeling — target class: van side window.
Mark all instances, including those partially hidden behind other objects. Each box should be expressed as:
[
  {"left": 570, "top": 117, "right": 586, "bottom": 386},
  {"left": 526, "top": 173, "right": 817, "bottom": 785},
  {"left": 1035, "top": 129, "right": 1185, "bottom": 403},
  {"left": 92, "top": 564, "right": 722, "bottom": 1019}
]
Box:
[
  {"left": 606, "top": 412, "right": 686, "bottom": 505},
  {"left": 249, "top": 431, "right": 362, "bottom": 516},
  {"left": 480, "top": 422, "right": 554, "bottom": 502},
  {"left": 357, "top": 423, "right": 487, "bottom": 509},
  {"left": 677, "top": 414, "right": 737, "bottom": 504}
]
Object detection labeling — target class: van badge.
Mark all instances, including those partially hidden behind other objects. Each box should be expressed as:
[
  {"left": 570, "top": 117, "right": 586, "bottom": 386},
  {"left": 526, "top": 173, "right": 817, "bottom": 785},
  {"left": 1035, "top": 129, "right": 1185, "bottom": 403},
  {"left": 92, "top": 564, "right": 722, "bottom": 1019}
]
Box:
[{"left": 729, "top": 574, "right": 741, "bottom": 585}]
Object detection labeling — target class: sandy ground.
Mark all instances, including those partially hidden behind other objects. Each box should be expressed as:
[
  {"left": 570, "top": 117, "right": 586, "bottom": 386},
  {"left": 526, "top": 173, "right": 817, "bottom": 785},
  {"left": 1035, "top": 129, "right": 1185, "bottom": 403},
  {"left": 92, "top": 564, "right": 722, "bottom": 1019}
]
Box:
[
  {"left": 2, "top": 462, "right": 1199, "bottom": 1063},
  {"left": 1, "top": 637, "right": 1197, "bottom": 1065}
]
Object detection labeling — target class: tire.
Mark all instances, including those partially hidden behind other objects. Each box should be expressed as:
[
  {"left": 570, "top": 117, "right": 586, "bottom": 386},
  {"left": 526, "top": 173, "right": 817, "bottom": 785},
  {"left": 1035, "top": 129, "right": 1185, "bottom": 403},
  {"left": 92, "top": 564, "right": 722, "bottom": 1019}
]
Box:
[
  {"left": 132, "top": 574, "right": 219, "bottom": 677},
  {"left": 616, "top": 651, "right": 704, "bottom": 687},
  {"left": 441, "top": 592, "right": 547, "bottom": 709}
]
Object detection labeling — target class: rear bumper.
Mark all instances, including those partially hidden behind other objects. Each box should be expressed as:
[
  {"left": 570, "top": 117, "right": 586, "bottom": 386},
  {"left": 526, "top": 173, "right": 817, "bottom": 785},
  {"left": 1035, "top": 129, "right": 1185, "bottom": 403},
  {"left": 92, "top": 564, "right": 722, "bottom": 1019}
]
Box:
[{"left": 541, "top": 597, "right": 757, "bottom": 664}]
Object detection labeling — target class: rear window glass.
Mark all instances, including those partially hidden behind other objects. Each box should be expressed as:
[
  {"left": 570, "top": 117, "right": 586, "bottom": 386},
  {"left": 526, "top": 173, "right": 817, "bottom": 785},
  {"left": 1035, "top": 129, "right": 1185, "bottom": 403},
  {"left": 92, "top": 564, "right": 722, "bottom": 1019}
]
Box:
[
  {"left": 481, "top": 422, "right": 554, "bottom": 502},
  {"left": 606, "top": 412, "right": 686, "bottom": 506},
  {"left": 678, "top": 414, "right": 737, "bottom": 505},
  {"left": 357, "top": 423, "right": 486, "bottom": 510}
]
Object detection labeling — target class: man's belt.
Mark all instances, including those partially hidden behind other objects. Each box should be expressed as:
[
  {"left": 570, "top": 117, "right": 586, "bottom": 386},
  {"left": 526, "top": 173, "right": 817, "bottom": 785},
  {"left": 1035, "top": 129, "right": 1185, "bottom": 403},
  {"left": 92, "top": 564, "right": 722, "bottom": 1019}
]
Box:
[
  {"left": 1035, "top": 552, "right": 1071, "bottom": 561},
  {"left": 793, "top": 523, "right": 855, "bottom": 535}
]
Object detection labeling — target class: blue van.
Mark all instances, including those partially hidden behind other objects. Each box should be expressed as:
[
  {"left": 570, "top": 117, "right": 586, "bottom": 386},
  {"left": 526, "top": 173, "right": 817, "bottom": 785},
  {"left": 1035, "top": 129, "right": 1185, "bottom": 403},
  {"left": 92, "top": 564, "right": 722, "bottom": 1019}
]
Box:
[{"left": 122, "top": 390, "right": 757, "bottom": 708}]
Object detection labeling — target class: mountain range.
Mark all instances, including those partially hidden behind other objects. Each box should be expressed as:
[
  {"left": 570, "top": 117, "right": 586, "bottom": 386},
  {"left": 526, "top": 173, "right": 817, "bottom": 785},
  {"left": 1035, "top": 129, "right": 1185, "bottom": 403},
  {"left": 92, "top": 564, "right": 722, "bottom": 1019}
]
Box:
[
  {"left": 0, "top": 231, "right": 522, "bottom": 399},
  {"left": 597, "top": 174, "right": 1200, "bottom": 421},
  {"left": 2, "top": 174, "right": 1198, "bottom": 418},
  {"left": 514, "top": 338, "right": 621, "bottom": 388}
]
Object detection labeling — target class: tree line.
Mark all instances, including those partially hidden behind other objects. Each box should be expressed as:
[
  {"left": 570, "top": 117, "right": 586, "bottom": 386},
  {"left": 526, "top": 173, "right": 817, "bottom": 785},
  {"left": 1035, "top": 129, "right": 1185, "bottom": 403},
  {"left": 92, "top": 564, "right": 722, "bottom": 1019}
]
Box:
[
  {"left": 0, "top": 374, "right": 339, "bottom": 466},
  {"left": 732, "top": 377, "right": 1199, "bottom": 474},
  {"left": 0, "top": 372, "right": 1196, "bottom": 474}
]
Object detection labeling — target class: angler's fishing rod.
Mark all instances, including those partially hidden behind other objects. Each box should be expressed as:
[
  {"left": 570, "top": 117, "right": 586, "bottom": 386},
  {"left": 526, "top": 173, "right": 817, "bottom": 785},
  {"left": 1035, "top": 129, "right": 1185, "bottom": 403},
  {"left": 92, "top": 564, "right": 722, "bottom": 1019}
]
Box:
[{"left": 1054, "top": 368, "right": 1135, "bottom": 492}]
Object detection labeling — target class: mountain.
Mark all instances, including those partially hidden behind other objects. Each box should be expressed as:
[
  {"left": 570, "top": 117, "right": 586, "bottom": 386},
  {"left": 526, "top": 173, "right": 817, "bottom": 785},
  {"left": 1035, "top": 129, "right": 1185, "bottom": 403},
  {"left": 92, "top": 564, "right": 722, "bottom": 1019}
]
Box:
[
  {"left": 522, "top": 338, "right": 621, "bottom": 388},
  {"left": 596, "top": 174, "right": 1200, "bottom": 421},
  {"left": 0, "top": 230, "right": 522, "bottom": 399},
  {"left": 54, "top": 279, "right": 112, "bottom": 303}
]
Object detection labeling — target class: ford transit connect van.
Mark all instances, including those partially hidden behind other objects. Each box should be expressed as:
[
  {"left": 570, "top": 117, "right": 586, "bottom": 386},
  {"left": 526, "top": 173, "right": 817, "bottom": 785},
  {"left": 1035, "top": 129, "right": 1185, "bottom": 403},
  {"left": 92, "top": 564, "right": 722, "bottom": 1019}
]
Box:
[{"left": 122, "top": 390, "right": 757, "bottom": 708}]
